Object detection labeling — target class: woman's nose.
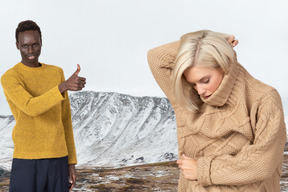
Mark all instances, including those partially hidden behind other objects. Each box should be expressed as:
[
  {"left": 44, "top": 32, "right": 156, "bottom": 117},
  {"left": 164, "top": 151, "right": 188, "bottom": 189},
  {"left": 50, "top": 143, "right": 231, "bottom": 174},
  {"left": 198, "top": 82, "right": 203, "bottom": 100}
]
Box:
[{"left": 196, "top": 85, "right": 205, "bottom": 95}]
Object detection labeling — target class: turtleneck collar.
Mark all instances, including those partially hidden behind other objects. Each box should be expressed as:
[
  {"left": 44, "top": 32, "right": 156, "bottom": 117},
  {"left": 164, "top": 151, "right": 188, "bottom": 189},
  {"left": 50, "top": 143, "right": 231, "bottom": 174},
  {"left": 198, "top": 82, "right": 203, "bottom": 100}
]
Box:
[{"left": 200, "top": 62, "right": 240, "bottom": 107}]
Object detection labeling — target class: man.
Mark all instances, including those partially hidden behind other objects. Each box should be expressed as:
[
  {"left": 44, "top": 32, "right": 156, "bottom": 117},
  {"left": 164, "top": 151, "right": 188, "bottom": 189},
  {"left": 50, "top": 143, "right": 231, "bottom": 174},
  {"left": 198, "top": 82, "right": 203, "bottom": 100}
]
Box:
[{"left": 1, "top": 20, "right": 86, "bottom": 192}]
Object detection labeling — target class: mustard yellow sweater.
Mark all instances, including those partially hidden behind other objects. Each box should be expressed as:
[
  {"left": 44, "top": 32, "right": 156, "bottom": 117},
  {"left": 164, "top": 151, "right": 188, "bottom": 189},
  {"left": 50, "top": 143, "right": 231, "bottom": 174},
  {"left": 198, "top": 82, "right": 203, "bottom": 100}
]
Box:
[
  {"left": 1, "top": 62, "right": 77, "bottom": 164},
  {"left": 148, "top": 41, "right": 286, "bottom": 192}
]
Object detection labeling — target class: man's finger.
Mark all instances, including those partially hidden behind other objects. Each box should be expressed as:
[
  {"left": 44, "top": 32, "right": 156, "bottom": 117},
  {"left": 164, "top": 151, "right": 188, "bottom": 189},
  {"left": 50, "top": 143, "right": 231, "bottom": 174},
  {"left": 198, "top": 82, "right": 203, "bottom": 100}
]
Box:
[
  {"left": 78, "top": 77, "right": 86, "bottom": 81},
  {"left": 72, "top": 174, "right": 76, "bottom": 189},
  {"left": 74, "top": 64, "right": 81, "bottom": 76}
]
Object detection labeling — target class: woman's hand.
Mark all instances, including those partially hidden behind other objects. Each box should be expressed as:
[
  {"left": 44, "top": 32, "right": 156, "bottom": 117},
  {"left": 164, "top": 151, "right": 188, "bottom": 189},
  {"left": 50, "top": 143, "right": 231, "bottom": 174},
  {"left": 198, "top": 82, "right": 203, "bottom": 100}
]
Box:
[
  {"left": 177, "top": 154, "right": 198, "bottom": 181},
  {"left": 227, "top": 35, "right": 239, "bottom": 47},
  {"left": 227, "top": 35, "right": 238, "bottom": 61}
]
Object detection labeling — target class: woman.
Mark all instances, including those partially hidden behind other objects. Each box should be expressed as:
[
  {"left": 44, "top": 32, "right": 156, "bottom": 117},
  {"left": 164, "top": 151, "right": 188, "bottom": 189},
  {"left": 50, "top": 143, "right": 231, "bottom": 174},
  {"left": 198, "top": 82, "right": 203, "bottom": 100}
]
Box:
[{"left": 147, "top": 30, "right": 286, "bottom": 191}]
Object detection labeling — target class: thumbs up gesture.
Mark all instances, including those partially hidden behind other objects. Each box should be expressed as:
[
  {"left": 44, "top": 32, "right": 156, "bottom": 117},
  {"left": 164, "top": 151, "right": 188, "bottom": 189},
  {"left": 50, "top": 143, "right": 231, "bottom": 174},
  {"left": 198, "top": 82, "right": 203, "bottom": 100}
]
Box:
[{"left": 58, "top": 64, "right": 86, "bottom": 93}]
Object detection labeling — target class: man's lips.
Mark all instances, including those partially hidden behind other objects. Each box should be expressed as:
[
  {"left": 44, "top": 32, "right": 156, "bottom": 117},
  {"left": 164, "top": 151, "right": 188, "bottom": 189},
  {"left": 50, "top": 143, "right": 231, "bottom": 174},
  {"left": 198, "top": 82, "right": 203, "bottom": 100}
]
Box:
[{"left": 27, "top": 55, "right": 35, "bottom": 60}]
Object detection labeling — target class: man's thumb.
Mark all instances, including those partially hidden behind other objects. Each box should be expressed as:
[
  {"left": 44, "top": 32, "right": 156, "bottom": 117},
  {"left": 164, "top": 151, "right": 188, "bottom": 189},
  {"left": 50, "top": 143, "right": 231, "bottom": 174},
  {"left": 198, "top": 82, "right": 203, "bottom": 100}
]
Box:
[{"left": 74, "top": 64, "right": 81, "bottom": 76}]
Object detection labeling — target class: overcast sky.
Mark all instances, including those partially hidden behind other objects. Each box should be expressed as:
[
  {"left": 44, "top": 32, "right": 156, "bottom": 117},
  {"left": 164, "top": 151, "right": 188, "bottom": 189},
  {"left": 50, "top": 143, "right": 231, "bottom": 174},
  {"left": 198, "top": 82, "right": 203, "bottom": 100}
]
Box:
[{"left": 0, "top": 0, "right": 287, "bottom": 115}]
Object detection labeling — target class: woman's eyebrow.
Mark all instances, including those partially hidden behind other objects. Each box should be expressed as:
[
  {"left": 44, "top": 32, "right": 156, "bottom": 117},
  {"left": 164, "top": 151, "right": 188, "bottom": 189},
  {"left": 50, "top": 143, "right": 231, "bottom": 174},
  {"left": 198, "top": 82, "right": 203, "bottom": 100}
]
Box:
[
  {"left": 198, "top": 75, "right": 210, "bottom": 82},
  {"left": 187, "top": 75, "right": 209, "bottom": 84}
]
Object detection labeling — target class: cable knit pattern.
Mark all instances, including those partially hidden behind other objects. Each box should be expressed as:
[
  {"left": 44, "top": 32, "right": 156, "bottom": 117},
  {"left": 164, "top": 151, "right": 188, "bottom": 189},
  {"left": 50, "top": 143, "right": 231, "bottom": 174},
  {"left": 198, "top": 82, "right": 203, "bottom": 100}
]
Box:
[
  {"left": 147, "top": 41, "right": 286, "bottom": 191},
  {"left": 1, "top": 62, "right": 77, "bottom": 164}
]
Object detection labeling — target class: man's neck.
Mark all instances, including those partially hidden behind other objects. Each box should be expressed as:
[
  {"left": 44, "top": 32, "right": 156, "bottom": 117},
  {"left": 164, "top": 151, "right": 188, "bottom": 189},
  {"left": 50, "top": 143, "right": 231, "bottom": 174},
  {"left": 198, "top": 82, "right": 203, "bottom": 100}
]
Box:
[{"left": 21, "top": 61, "right": 41, "bottom": 68}]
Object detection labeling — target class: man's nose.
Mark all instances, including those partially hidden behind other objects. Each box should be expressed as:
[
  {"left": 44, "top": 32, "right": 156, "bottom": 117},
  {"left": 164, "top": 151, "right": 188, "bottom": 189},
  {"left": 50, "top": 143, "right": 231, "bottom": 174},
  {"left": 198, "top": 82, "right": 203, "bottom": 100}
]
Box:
[{"left": 27, "top": 46, "right": 33, "bottom": 53}]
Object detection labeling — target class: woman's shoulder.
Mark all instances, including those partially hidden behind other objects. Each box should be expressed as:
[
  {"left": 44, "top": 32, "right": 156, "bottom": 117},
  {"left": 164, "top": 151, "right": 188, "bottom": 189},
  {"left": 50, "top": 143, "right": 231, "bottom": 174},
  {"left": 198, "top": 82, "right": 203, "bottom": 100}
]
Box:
[
  {"left": 245, "top": 77, "right": 282, "bottom": 110},
  {"left": 237, "top": 64, "right": 282, "bottom": 109},
  {"left": 239, "top": 64, "right": 276, "bottom": 95}
]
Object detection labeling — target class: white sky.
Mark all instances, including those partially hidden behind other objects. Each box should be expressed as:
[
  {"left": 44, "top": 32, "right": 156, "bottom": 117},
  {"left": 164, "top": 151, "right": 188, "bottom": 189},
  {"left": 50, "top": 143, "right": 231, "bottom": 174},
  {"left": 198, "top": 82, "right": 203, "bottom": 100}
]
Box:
[{"left": 0, "top": 0, "right": 288, "bottom": 115}]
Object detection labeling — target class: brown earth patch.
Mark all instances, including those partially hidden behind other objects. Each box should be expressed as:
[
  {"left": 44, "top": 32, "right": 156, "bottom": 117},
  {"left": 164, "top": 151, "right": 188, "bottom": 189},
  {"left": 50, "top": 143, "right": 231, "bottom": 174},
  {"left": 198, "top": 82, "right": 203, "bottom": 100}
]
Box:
[{"left": 1, "top": 155, "right": 288, "bottom": 191}]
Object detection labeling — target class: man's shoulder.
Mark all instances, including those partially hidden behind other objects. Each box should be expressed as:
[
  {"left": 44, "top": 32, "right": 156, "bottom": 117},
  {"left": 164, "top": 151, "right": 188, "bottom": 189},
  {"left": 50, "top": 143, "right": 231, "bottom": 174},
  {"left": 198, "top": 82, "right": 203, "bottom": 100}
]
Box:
[
  {"left": 42, "top": 63, "right": 63, "bottom": 73},
  {"left": 1, "top": 63, "right": 20, "bottom": 79},
  {"left": 41, "top": 63, "right": 64, "bottom": 75},
  {"left": 1, "top": 65, "right": 20, "bottom": 86}
]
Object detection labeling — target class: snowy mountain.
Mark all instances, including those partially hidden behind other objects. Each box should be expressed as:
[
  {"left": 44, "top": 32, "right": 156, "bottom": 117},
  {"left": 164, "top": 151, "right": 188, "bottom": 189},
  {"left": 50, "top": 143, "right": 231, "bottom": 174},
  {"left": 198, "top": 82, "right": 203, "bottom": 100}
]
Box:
[
  {"left": 70, "top": 91, "right": 177, "bottom": 168},
  {"left": 0, "top": 115, "right": 14, "bottom": 170},
  {"left": 1, "top": 91, "right": 287, "bottom": 171},
  {"left": 0, "top": 91, "right": 178, "bottom": 170}
]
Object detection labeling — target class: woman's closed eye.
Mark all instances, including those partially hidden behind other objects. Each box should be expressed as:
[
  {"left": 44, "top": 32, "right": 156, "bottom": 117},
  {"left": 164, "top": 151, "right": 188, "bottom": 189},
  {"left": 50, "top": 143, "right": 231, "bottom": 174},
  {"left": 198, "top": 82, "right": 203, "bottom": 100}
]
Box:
[
  {"left": 202, "top": 78, "right": 210, "bottom": 84},
  {"left": 190, "top": 79, "right": 209, "bottom": 88}
]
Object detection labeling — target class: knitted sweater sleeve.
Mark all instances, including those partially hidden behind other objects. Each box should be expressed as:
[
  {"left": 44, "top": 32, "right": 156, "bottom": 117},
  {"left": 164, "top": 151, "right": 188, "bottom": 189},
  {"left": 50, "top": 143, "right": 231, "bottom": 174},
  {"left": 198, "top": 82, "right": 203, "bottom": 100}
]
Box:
[
  {"left": 60, "top": 71, "right": 77, "bottom": 164},
  {"left": 147, "top": 41, "right": 180, "bottom": 107},
  {"left": 1, "top": 71, "right": 64, "bottom": 117},
  {"left": 197, "top": 90, "right": 287, "bottom": 186}
]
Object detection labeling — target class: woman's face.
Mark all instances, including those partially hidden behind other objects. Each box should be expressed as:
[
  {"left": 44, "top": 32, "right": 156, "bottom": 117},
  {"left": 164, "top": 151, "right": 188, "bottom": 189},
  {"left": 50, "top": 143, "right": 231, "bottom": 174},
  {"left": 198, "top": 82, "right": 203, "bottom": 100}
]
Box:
[{"left": 183, "top": 66, "right": 224, "bottom": 99}]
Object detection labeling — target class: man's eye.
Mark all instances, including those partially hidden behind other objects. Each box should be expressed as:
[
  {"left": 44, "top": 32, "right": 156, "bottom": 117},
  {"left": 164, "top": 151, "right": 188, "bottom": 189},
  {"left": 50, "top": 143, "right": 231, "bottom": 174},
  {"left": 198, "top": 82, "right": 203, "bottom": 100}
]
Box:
[
  {"left": 33, "top": 44, "right": 38, "bottom": 47},
  {"left": 22, "top": 45, "right": 28, "bottom": 48}
]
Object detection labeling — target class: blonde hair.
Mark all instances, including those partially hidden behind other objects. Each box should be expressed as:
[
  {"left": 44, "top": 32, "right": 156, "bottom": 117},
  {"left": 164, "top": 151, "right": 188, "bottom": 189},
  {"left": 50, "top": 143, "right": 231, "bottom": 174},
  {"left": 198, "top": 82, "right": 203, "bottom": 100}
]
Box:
[{"left": 173, "top": 30, "right": 235, "bottom": 112}]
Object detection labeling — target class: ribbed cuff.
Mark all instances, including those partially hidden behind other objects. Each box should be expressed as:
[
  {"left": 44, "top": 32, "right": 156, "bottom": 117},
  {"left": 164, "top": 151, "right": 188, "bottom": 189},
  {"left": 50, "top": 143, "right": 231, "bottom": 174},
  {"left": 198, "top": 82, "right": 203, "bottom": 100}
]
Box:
[
  {"left": 68, "top": 154, "right": 77, "bottom": 165},
  {"left": 197, "top": 156, "right": 214, "bottom": 186}
]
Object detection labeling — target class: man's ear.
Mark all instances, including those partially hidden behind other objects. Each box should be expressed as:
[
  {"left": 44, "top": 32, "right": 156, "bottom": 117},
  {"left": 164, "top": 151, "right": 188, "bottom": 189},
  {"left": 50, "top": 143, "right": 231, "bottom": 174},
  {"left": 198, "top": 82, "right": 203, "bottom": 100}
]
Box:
[{"left": 16, "top": 42, "right": 20, "bottom": 50}]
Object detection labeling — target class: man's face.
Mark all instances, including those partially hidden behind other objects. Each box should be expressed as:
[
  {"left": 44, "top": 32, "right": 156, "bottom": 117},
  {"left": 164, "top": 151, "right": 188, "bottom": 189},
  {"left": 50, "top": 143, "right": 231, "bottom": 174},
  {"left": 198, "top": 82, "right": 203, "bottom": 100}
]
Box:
[{"left": 16, "top": 30, "right": 42, "bottom": 67}]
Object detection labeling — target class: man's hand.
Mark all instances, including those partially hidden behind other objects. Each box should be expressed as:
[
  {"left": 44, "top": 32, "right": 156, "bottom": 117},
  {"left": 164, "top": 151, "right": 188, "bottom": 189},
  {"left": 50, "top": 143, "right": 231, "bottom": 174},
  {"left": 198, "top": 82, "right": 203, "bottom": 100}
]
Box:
[
  {"left": 177, "top": 154, "right": 198, "bottom": 181},
  {"left": 69, "top": 164, "right": 76, "bottom": 190},
  {"left": 58, "top": 64, "right": 86, "bottom": 93}
]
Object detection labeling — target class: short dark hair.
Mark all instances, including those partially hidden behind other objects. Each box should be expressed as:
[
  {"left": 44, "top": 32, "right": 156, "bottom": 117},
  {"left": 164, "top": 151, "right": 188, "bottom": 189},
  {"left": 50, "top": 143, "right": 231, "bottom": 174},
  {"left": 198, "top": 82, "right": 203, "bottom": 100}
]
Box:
[{"left": 15, "top": 20, "right": 42, "bottom": 43}]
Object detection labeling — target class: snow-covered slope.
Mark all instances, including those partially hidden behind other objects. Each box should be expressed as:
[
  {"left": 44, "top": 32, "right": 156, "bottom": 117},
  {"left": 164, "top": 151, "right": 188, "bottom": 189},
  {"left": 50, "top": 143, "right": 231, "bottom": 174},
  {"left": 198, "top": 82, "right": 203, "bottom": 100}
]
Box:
[
  {"left": 70, "top": 91, "right": 177, "bottom": 168},
  {"left": 0, "top": 91, "right": 177, "bottom": 170},
  {"left": 0, "top": 115, "right": 15, "bottom": 170}
]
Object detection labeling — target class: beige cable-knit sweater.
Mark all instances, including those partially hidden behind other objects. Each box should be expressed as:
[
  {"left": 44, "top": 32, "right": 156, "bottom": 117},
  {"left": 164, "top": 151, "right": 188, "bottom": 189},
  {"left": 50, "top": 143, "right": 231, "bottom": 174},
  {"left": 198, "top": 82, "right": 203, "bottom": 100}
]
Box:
[{"left": 147, "top": 41, "right": 286, "bottom": 192}]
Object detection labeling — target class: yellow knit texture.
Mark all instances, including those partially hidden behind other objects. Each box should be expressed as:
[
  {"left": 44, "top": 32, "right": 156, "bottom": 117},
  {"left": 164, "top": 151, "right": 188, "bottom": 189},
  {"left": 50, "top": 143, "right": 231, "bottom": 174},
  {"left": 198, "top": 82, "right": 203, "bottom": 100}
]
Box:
[{"left": 1, "top": 62, "right": 77, "bottom": 164}]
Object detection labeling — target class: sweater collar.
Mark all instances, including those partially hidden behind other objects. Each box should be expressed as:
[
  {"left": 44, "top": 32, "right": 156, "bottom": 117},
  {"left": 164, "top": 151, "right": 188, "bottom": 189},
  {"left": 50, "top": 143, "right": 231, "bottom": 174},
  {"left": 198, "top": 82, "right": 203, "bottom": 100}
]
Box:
[
  {"left": 17, "top": 62, "right": 45, "bottom": 71},
  {"left": 200, "top": 62, "right": 239, "bottom": 107}
]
